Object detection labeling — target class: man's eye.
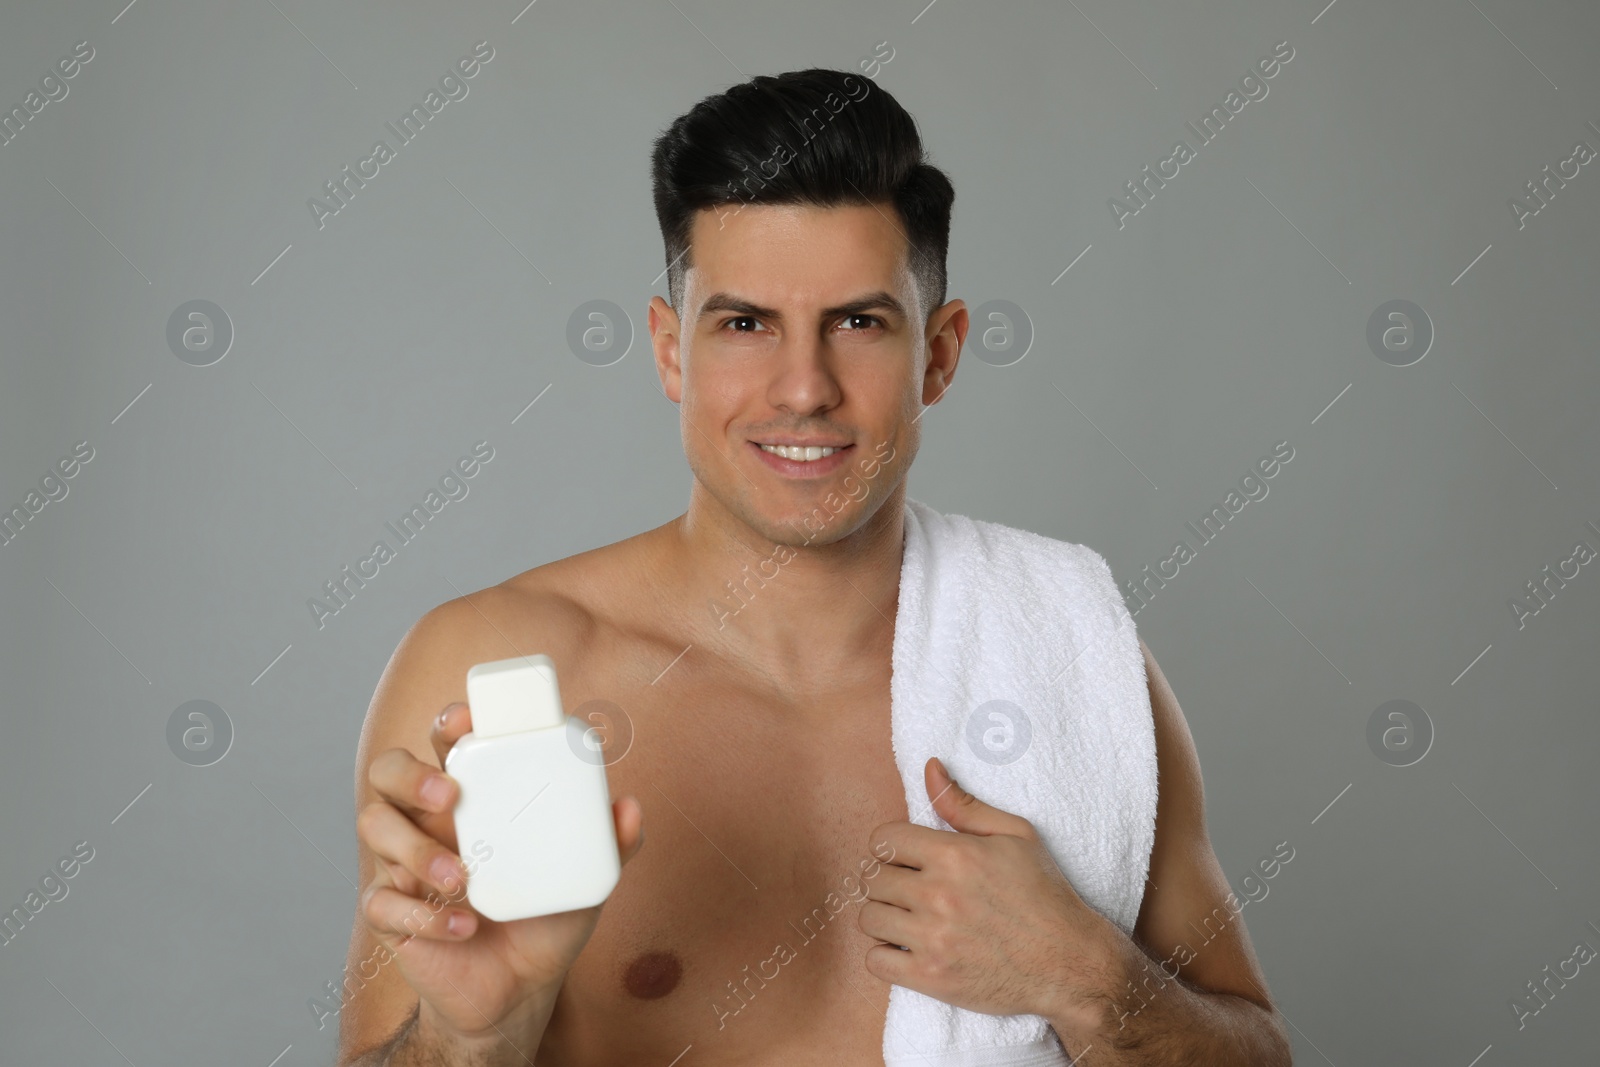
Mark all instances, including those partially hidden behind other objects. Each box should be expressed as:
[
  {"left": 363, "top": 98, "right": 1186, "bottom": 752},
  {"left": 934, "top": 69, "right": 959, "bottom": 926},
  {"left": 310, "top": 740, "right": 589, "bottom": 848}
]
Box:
[
  {"left": 726, "top": 316, "right": 762, "bottom": 332},
  {"left": 840, "top": 315, "right": 882, "bottom": 331}
]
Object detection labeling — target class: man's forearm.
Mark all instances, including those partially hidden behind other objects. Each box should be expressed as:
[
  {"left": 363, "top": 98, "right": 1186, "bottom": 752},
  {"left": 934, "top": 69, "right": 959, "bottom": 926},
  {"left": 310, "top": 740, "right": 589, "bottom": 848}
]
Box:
[
  {"left": 343, "top": 1002, "right": 546, "bottom": 1067},
  {"left": 1049, "top": 938, "right": 1293, "bottom": 1066}
]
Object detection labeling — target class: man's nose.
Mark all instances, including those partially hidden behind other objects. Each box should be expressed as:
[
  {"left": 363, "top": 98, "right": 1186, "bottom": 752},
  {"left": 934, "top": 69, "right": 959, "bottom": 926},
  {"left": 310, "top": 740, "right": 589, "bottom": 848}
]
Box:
[{"left": 767, "top": 333, "right": 843, "bottom": 414}]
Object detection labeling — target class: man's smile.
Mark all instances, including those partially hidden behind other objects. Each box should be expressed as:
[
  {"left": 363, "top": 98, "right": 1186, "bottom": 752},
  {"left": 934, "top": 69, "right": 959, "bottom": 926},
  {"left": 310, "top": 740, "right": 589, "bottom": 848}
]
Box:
[{"left": 748, "top": 440, "right": 855, "bottom": 476}]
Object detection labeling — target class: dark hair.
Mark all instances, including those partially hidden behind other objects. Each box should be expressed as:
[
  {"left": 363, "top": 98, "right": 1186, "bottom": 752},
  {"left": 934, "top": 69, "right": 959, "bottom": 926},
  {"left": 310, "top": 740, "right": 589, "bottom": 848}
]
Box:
[{"left": 650, "top": 68, "right": 954, "bottom": 319}]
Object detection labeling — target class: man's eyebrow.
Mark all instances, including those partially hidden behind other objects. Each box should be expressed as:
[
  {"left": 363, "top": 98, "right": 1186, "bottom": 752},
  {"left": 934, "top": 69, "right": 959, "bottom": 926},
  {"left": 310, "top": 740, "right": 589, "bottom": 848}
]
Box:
[{"left": 696, "top": 290, "right": 908, "bottom": 323}]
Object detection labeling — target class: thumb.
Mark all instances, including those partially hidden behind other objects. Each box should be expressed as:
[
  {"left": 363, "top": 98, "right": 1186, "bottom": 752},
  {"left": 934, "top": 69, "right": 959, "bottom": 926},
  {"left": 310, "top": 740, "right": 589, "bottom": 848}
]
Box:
[
  {"left": 614, "top": 795, "right": 645, "bottom": 866},
  {"left": 926, "top": 757, "right": 1034, "bottom": 837}
]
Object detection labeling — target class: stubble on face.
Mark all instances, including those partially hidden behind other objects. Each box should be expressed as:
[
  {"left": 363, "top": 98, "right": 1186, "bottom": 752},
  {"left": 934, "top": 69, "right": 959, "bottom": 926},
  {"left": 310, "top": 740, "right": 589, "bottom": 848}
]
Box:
[{"left": 671, "top": 202, "right": 927, "bottom": 552}]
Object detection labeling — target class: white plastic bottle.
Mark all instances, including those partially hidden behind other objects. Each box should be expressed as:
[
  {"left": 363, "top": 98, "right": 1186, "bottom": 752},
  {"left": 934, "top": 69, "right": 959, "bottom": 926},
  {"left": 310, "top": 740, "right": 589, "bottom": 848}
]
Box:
[{"left": 445, "top": 654, "right": 621, "bottom": 921}]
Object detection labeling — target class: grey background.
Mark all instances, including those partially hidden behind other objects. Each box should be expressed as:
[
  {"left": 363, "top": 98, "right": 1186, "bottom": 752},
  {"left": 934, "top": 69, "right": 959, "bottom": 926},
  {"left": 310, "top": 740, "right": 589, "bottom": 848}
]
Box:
[{"left": 2, "top": 0, "right": 1596, "bottom": 1063}]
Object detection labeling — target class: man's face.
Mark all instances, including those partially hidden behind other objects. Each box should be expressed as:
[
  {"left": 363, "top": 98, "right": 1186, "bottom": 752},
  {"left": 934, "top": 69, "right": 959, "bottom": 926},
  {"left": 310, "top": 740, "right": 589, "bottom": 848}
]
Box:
[{"left": 648, "top": 201, "right": 965, "bottom": 547}]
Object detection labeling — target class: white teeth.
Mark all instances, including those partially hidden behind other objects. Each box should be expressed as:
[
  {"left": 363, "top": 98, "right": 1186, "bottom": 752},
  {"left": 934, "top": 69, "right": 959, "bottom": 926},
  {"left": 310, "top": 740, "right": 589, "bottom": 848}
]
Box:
[{"left": 759, "top": 443, "right": 838, "bottom": 462}]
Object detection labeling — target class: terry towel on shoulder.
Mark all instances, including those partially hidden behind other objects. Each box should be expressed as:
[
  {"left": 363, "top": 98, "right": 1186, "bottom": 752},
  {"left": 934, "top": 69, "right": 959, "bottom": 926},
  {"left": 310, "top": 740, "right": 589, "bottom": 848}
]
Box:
[{"left": 883, "top": 496, "right": 1158, "bottom": 1067}]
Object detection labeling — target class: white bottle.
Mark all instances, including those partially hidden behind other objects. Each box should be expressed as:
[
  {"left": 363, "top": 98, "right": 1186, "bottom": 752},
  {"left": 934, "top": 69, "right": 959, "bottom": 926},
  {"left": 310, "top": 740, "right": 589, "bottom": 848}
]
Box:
[{"left": 445, "top": 654, "right": 621, "bottom": 921}]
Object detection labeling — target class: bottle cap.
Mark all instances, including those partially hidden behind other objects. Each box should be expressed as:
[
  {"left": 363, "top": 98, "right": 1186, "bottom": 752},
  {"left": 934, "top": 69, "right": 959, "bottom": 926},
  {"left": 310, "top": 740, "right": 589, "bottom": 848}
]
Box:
[{"left": 465, "top": 654, "right": 565, "bottom": 738}]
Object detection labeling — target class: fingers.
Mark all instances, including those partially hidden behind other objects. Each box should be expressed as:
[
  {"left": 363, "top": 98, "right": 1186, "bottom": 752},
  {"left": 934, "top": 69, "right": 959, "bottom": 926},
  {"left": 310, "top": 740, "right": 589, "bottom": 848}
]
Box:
[
  {"left": 863, "top": 942, "right": 914, "bottom": 985},
  {"left": 870, "top": 820, "right": 949, "bottom": 870},
  {"left": 614, "top": 795, "right": 645, "bottom": 866},
  {"left": 861, "top": 860, "right": 916, "bottom": 908},
  {"left": 382, "top": 858, "right": 428, "bottom": 900},
  {"left": 430, "top": 702, "right": 473, "bottom": 767},
  {"left": 357, "top": 801, "right": 468, "bottom": 897},
  {"left": 858, "top": 900, "right": 917, "bottom": 951},
  {"left": 362, "top": 883, "right": 477, "bottom": 943},
  {"left": 369, "top": 746, "right": 458, "bottom": 818},
  {"left": 924, "top": 757, "right": 1036, "bottom": 838}
]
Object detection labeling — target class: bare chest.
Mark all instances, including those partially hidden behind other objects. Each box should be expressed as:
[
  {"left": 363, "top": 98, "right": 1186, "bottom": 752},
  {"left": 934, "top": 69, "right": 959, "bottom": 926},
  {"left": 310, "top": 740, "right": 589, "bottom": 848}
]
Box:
[{"left": 535, "top": 649, "right": 910, "bottom": 1065}]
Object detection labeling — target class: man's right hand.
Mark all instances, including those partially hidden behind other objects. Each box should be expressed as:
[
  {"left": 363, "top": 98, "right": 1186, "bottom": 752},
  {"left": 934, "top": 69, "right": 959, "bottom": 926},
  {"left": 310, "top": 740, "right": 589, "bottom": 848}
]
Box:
[{"left": 356, "top": 700, "right": 645, "bottom": 1048}]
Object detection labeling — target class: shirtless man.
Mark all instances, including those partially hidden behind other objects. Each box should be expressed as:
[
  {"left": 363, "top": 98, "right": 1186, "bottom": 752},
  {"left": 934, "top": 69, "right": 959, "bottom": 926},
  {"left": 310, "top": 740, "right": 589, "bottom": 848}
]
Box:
[{"left": 339, "top": 69, "right": 1292, "bottom": 1065}]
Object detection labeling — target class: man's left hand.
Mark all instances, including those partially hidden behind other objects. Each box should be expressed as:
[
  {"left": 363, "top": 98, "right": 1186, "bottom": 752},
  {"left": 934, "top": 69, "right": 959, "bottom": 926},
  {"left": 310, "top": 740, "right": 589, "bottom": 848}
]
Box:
[{"left": 859, "top": 756, "right": 1126, "bottom": 1033}]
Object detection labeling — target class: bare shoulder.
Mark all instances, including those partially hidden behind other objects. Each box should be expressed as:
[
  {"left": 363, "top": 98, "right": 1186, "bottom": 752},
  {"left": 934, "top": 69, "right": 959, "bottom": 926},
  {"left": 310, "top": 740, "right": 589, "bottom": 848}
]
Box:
[
  {"left": 355, "top": 520, "right": 673, "bottom": 795},
  {"left": 358, "top": 576, "right": 590, "bottom": 759},
  {"left": 360, "top": 527, "right": 665, "bottom": 752},
  {"left": 1132, "top": 638, "right": 1284, "bottom": 1019}
]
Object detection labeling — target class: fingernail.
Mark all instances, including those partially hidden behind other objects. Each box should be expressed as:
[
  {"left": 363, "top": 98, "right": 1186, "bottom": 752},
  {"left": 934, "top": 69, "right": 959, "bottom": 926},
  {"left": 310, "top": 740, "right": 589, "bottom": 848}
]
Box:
[
  {"left": 431, "top": 855, "right": 463, "bottom": 891},
  {"left": 448, "top": 911, "right": 471, "bottom": 937},
  {"left": 420, "top": 774, "right": 451, "bottom": 809}
]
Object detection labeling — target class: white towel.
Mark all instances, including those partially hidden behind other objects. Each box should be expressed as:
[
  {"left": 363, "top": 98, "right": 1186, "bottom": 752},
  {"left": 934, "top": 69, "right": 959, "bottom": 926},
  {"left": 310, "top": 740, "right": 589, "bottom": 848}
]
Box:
[{"left": 883, "top": 496, "right": 1159, "bottom": 1067}]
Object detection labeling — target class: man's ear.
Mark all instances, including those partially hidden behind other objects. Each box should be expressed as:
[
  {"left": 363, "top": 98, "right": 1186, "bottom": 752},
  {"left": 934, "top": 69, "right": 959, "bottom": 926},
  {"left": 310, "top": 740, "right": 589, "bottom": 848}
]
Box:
[
  {"left": 923, "top": 298, "right": 967, "bottom": 407},
  {"left": 649, "top": 294, "right": 684, "bottom": 403}
]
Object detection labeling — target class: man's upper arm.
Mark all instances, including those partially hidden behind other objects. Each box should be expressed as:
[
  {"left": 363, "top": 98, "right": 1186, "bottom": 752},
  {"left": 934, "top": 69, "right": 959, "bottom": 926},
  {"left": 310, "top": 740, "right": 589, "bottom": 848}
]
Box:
[{"left": 1130, "top": 637, "right": 1280, "bottom": 1016}]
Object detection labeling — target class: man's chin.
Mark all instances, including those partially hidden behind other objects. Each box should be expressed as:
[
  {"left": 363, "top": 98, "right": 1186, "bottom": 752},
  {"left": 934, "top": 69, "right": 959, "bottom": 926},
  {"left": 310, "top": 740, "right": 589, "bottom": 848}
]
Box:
[{"left": 744, "top": 494, "right": 876, "bottom": 549}]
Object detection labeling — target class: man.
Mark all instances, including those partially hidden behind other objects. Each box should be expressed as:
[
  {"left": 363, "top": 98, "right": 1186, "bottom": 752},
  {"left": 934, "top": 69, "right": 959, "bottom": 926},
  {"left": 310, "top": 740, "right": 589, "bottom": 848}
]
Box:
[{"left": 341, "top": 68, "right": 1292, "bottom": 1065}]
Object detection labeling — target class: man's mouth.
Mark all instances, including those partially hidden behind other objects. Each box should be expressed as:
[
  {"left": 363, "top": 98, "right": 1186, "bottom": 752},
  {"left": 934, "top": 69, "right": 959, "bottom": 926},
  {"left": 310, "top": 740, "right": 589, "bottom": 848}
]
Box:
[{"left": 755, "top": 442, "right": 851, "bottom": 463}]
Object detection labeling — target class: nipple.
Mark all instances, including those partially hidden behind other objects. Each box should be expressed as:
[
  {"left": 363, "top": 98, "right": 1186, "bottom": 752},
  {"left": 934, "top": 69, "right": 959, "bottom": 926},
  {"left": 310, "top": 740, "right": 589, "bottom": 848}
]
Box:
[{"left": 622, "top": 949, "right": 683, "bottom": 1000}]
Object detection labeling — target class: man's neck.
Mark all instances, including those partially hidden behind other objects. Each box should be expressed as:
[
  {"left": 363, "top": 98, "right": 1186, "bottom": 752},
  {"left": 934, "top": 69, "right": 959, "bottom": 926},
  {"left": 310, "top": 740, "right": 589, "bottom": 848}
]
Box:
[{"left": 663, "top": 482, "right": 908, "bottom": 694}]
